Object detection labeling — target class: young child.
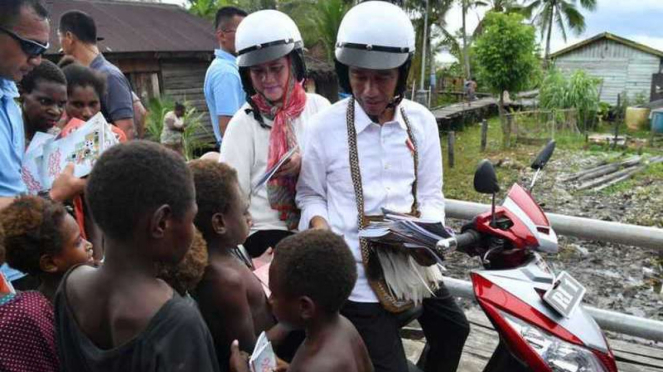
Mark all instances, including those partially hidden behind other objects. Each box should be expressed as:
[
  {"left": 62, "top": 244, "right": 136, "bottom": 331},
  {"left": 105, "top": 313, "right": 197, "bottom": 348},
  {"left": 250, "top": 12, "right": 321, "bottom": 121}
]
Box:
[
  {"left": 19, "top": 60, "right": 67, "bottom": 143},
  {"left": 188, "top": 159, "right": 278, "bottom": 370},
  {"left": 231, "top": 230, "right": 374, "bottom": 372},
  {"left": 0, "top": 196, "right": 94, "bottom": 303},
  {"left": 54, "top": 141, "right": 220, "bottom": 371},
  {"left": 0, "top": 216, "right": 60, "bottom": 372}
]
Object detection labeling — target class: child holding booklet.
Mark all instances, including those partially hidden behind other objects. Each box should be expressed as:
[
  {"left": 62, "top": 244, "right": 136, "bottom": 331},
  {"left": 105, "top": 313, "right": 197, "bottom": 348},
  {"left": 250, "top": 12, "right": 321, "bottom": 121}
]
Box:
[
  {"left": 55, "top": 141, "right": 219, "bottom": 371},
  {"left": 189, "top": 159, "right": 294, "bottom": 371},
  {"left": 230, "top": 230, "right": 374, "bottom": 372}
]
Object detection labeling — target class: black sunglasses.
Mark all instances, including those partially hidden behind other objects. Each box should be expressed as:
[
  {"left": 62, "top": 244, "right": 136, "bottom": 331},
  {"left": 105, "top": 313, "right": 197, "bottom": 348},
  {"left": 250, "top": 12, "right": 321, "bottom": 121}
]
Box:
[{"left": 0, "top": 27, "right": 49, "bottom": 57}]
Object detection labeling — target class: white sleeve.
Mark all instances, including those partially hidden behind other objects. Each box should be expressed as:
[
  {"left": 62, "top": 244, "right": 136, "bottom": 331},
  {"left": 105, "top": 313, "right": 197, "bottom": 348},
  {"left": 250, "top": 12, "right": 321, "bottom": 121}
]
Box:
[
  {"left": 416, "top": 112, "right": 446, "bottom": 224},
  {"left": 296, "top": 120, "right": 330, "bottom": 230},
  {"left": 219, "top": 114, "right": 254, "bottom": 197}
]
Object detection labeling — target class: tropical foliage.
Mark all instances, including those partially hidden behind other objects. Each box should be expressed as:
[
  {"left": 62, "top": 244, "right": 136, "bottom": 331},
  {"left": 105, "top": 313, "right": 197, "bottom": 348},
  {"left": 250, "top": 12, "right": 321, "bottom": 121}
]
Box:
[
  {"left": 145, "top": 96, "right": 212, "bottom": 160},
  {"left": 539, "top": 68, "right": 601, "bottom": 130},
  {"left": 474, "top": 12, "right": 540, "bottom": 146},
  {"left": 523, "top": 0, "right": 597, "bottom": 66}
]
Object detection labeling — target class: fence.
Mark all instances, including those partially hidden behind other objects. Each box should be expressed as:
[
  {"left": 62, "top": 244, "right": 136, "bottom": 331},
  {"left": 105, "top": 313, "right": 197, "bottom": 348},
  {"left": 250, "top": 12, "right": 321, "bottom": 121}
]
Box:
[{"left": 505, "top": 108, "right": 581, "bottom": 145}]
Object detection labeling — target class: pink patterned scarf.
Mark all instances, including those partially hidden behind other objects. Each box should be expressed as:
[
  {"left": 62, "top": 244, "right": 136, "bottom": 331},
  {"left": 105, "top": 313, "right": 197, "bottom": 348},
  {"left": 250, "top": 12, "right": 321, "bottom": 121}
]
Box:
[{"left": 251, "top": 59, "right": 307, "bottom": 230}]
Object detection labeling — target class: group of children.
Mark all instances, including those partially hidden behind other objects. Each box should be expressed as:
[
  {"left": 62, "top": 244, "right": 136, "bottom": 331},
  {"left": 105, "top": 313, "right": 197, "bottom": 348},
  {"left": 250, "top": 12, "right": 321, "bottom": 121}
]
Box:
[{"left": 0, "top": 139, "right": 373, "bottom": 372}]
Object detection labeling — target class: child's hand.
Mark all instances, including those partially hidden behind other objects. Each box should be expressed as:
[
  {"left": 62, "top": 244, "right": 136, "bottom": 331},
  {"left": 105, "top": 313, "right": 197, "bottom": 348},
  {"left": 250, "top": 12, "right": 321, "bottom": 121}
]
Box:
[
  {"left": 275, "top": 357, "right": 289, "bottom": 372},
  {"left": 50, "top": 163, "right": 86, "bottom": 202},
  {"left": 229, "top": 340, "right": 251, "bottom": 372}
]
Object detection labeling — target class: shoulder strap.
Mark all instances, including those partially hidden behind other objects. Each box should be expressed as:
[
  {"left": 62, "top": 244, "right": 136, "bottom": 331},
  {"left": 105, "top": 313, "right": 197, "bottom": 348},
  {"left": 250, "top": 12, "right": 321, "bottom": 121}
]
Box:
[{"left": 346, "top": 98, "right": 420, "bottom": 229}]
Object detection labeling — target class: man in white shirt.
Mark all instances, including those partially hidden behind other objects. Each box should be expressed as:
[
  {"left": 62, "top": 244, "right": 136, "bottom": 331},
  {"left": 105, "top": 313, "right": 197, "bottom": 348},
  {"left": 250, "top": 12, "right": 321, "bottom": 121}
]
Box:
[{"left": 296, "top": 3, "right": 469, "bottom": 372}]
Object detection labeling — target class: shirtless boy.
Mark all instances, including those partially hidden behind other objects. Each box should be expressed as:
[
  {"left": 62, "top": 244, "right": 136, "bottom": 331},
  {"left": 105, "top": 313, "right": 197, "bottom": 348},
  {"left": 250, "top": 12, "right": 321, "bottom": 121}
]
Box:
[
  {"left": 232, "top": 230, "right": 373, "bottom": 372},
  {"left": 188, "top": 160, "right": 277, "bottom": 370},
  {"left": 54, "top": 141, "right": 219, "bottom": 371}
]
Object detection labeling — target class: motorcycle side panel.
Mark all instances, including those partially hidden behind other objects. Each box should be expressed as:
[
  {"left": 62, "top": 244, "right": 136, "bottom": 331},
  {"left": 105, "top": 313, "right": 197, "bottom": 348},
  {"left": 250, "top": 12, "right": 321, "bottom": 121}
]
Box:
[{"left": 472, "top": 256, "right": 610, "bottom": 354}]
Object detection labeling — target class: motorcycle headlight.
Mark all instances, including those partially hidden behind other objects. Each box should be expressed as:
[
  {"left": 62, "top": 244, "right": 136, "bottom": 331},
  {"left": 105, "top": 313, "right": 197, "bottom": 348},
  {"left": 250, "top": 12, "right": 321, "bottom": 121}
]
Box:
[{"left": 500, "top": 310, "right": 611, "bottom": 372}]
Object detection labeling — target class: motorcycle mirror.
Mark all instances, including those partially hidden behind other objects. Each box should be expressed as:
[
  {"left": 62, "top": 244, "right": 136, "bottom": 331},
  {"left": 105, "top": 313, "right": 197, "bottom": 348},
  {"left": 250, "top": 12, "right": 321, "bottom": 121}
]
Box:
[
  {"left": 531, "top": 140, "right": 556, "bottom": 170},
  {"left": 474, "top": 160, "right": 500, "bottom": 194}
]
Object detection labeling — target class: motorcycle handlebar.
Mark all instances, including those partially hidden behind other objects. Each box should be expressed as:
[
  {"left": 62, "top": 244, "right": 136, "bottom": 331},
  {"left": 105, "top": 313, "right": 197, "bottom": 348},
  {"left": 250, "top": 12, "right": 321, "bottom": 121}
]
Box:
[{"left": 436, "top": 230, "right": 482, "bottom": 255}]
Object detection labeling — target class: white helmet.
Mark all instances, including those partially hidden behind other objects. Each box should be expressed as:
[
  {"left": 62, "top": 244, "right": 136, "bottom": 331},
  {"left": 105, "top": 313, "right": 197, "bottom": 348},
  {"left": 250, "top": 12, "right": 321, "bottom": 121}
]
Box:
[
  {"left": 235, "top": 10, "right": 304, "bottom": 68},
  {"left": 335, "top": 1, "right": 415, "bottom": 70}
]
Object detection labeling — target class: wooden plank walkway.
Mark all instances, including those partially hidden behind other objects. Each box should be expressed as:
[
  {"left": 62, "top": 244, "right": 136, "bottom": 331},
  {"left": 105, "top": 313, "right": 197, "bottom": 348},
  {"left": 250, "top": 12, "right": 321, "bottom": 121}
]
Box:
[
  {"left": 431, "top": 97, "right": 497, "bottom": 122},
  {"left": 402, "top": 308, "right": 663, "bottom": 372}
]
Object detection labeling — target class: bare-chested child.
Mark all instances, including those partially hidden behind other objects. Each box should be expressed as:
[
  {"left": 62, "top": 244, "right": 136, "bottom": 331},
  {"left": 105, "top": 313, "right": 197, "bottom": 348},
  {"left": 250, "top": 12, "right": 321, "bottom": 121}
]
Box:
[
  {"left": 231, "top": 230, "right": 374, "bottom": 372},
  {"left": 54, "top": 141, "right": 220, "bottom": 371},
  {"left": 188, "top": 160, "right": 278, "bottom": 370}
]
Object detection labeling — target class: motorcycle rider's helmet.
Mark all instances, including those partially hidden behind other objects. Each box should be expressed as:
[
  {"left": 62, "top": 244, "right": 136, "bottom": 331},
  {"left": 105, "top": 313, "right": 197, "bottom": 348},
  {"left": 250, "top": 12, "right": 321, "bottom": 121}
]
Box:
[
  {"left": 335, "top": 1, "right": 415, "bottom": 105},
  {"left": 235, "top": 9, "right": 307, "bottom": 98}
]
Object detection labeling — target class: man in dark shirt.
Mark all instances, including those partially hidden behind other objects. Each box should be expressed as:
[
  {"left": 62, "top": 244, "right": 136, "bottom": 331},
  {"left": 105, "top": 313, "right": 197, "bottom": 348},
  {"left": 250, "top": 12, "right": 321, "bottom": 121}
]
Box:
[{"left": 58, "top": 10, "right": 135, "bottom": 139}]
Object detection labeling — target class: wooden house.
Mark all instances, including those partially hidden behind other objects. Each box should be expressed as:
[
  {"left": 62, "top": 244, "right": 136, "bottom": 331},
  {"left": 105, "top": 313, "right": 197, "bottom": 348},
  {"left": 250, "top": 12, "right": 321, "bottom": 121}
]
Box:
[
  {"left": 551, "top": 33, "right": 663, "bottom": 105},
  {"left": 43, "top": 0, "right": 338, "bottom": 143}
]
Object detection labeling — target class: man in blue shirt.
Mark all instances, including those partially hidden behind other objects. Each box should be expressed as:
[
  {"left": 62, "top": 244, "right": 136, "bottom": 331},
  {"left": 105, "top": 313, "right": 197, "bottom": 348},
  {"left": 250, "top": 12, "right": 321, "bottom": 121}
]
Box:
[
  {"left": 0, "top": 0, "right": 85, "bottom": 286},
  {"left": 204, "top": 6, "right": 247, "bottom": 148}
]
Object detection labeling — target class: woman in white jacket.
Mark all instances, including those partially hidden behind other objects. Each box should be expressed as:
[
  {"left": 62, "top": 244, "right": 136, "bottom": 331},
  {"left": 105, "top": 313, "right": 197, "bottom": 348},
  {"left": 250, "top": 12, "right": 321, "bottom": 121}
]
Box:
[{"left": 219, "top": 10, "right": 330, "bottom": 257}]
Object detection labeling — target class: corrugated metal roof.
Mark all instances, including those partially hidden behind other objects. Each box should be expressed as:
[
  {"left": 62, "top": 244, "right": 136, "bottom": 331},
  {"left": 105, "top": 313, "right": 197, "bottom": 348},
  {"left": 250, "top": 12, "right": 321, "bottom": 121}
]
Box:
[
  {"left": 44, "top": 0, "right": 216, "bottom": 54},
  {"left": 551, "top": 32, "right": 663, "bottom": 59}
]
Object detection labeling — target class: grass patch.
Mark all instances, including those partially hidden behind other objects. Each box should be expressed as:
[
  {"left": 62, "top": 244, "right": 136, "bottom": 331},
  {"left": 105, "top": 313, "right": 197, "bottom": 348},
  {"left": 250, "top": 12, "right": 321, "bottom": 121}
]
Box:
[{"left": 441, "top": 116, "right": 663, "bottom": 200}]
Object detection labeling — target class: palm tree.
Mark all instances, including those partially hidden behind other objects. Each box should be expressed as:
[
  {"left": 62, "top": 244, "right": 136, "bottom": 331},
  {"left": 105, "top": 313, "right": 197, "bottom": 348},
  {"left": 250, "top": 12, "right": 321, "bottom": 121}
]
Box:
[
  {"left": 472, "top": 0, "right": 524, "bottom": 36},
  {"left": 280, "top": 0, "right": 351, "bottom": 62},
  {"left": 523, "top": 0, "right": 597, "bottom": 68}
]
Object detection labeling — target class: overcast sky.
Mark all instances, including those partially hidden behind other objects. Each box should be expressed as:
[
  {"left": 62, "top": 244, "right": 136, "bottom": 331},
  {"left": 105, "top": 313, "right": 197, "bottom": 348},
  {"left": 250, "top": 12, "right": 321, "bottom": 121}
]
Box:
[{"left": 162, "top": 0, "right": 663, "bottom": 63}]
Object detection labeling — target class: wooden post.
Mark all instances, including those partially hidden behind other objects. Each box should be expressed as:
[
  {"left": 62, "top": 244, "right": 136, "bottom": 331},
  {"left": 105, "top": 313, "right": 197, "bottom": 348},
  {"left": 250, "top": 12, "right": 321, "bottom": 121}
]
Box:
[
  {"left": 480, "top": 119, "right": 488, "bottom": 152},
  {"left": 448, "top": 131, "right": 455, "bottom": 168}
]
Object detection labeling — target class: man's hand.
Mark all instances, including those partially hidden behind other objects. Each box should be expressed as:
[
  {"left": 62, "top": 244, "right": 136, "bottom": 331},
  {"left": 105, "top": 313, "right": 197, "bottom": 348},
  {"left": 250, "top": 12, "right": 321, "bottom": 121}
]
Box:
[
  {"left": 49, "top": 163, "right": 86, "bottom": 203},
  {"left": 273, "top": 152, "right": 301, "bottom": 178},
  {"left": 309, "top": 216, "right": 330, "bottom": 231},
  {"left": 229, "top": 340, "right": 251, "bottom": 372}
]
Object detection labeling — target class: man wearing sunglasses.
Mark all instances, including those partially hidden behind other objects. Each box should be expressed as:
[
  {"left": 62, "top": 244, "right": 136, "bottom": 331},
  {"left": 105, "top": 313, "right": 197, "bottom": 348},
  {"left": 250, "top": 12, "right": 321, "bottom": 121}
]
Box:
[
  {"left": 0, "top": 0, "right": 50, "bottom": 211},
  {"left": 0, "top": 0, "right": 86, "bottom": 289}
]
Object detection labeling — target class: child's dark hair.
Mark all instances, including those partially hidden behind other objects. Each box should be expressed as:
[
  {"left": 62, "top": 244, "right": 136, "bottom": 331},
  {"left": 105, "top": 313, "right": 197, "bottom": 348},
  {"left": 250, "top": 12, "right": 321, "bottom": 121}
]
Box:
[
  {"left": 86, "top": 141, "right": 195, "bottom": 241},
  {"left": 62, "top": 63, "right": 106, "bottom": 99},
  {"left": 156, "top": 228, "right": 208, "bottom": 296},
  {"left": 273, "top": 230, "right": 357, "bottom": 314},
  {"left": 20, "top": 59, "right": 66, "bottom": 94},
  {"left": 187, "top": 160, "right": 239, "bottom": 240},
  {"left": 0, "top": 196, "right": 67, "bottom": 276},
  {"left": 175, "top": 102, "right": 185, "bottom": 112}
]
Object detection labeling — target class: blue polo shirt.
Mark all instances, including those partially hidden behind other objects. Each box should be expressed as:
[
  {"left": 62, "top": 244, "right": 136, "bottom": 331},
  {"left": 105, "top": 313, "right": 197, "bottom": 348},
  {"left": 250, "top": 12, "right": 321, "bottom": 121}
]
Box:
[
  {"left": 0, "top": 77, "right": 26, "bottom": 282},
  {"left": 204, "top": 49, "right": 244, "bottom": 146}
]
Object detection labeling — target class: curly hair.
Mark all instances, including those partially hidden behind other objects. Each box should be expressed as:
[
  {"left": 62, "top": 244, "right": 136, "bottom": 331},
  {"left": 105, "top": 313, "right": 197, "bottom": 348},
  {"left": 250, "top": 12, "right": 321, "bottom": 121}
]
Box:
[
  {"left": 20, "top": 59, "right": 66, "bottom": 94},
  {"left": 86, "top": 141, "right": 195, "bottom": 241},
  {"left": 273, "top": 230, "right": 357, "bottom": 314},
  {"left": 187, "top": 160, "right": 239, "bottom": 239},
  {"left": 0, "top": 196, "right": 67, "bottom": 276},
  {"left": 156, "top": 228, "right": 208, "bottom": 296}
]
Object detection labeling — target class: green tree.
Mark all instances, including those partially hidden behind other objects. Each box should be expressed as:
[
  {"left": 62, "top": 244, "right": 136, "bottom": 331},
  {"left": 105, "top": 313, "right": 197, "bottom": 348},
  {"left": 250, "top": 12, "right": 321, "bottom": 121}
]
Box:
[
  {"left": 523, "top": 0, "right": 597, "bottom": 68},
  {"left": 474, "top": 12, "right": 539, "bottom": 147},
  {"left": 280, "top": 0, "right": 351, "bottom": 62}
]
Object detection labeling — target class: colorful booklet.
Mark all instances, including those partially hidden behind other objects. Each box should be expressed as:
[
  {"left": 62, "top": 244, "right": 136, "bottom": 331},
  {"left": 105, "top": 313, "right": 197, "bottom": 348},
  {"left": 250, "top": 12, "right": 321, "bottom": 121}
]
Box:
[
  {"left": 358, "top": 208, "right": 452, "bottom": 265},
  {"left": 21, "top": 113, "right": 119, "bottom": 194},
  {"left": 251, "top": 145, "right": 299, "bottom": 195},
  {"left": 250, "top": 331, "right": 277, "bottom": 372}
]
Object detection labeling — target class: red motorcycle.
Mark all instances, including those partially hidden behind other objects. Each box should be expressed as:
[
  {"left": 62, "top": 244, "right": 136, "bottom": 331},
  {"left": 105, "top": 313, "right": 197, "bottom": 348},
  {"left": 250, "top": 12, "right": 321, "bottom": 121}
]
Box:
[{"left": 432, "top": 141, "right": 618, "bottom": 372}]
